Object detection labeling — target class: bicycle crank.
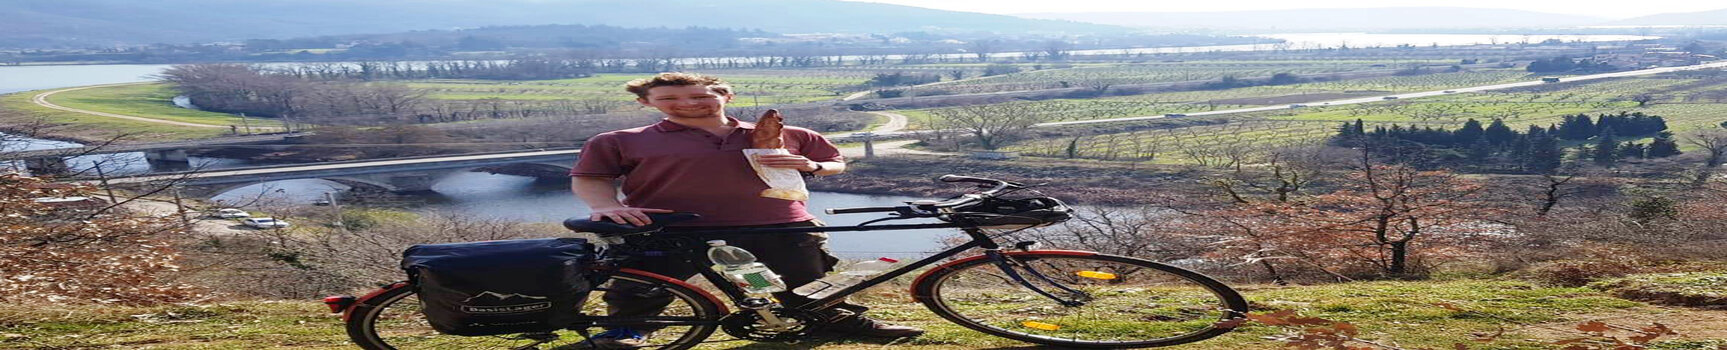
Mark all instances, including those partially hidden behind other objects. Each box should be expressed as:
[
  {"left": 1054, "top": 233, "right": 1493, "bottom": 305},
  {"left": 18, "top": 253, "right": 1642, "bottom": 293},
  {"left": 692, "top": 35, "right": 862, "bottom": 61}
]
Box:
[{"left": 718, "top": 308, "right": 827, "bottom": 342}]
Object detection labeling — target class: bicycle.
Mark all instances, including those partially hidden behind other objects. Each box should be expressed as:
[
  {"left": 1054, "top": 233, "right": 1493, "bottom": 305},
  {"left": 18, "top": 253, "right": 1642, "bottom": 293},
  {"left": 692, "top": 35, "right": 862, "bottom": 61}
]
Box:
[{"left": 326, "top": 175, "right": 1248, "bottom": 349}]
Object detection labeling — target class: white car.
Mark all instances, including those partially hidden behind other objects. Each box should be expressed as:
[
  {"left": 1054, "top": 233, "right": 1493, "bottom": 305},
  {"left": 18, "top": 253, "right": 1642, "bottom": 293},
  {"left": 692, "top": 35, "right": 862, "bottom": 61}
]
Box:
[
  {"left": 214, "top": 208, "right": 250, "bottom": 219},
  {"left": 243, "top": 217, "right": 291, "bottom": 229}
]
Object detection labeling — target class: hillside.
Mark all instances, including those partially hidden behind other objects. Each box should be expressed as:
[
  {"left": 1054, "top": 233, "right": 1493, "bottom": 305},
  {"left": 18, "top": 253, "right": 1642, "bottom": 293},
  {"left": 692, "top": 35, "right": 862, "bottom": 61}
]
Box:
[
  {"left": 5, "top": 277, "right": 1723, "bottom": 349},
  {"left": 0, "top": 0, "right": 1130, "bottom": 49},
  {"left": 1019, "top": 7, "right": 1609, "bottom": 31},
  {"left": 1611, "top": 8, "right": 1727, "bottom": 26}
]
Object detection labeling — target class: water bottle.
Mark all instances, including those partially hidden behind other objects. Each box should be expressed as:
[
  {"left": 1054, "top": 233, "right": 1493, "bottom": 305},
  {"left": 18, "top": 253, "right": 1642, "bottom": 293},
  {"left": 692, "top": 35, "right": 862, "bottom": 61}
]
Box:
[
  {"left": 706, "top": 240, "right": 787, "bottom": 294},
  {"left": 793, "top": 257, "right": 899, "bottom": 299}
]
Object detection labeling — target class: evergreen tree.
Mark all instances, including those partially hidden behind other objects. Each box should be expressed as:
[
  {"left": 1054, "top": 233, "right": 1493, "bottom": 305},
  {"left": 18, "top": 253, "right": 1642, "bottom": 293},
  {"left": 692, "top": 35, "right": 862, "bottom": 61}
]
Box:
[
  {"left": 1484, "top": 119, "right": 1516, "bottom": 146},
  {"left": 1619, "top": 141, "right": 1645, "bottom": 159},
  {"left": 1466, "top": 139, "right": 1493, "bottom": 162},
  {"left": 1559, "top": 114, "right": 1596, "bottom": 140},
  {"left": 1627, "top": 196, "right": 1679, "bottom": 224},
  {"left": 1647, "top": 131, "right": 1682, "bottom": 158},
  {"left": 1454, "top": 119, "right": 1485, "bottom": 145},
  {"left": 1508, "top": 134, "right": 1533, "bottom": 166},
  {"left": 1591, "top": 136, "right": 1619, "bottom": 167},
  {"left": 1527, "top": 135, "right": 1564, "bottom": 173}
]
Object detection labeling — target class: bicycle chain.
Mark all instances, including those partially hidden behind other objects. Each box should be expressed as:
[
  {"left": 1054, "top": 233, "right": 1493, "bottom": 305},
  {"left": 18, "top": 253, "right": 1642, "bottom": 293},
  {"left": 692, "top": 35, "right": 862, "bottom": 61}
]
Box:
[{"left": 717, "top": 308, "right": 828, "bottom": 342}]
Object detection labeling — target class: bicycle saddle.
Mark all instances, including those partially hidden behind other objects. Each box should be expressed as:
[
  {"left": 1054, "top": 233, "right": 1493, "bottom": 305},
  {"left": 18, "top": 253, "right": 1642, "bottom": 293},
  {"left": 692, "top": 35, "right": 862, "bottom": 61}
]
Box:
[{"left": 562, "top": 212, "right": 702, "bottom": 236}]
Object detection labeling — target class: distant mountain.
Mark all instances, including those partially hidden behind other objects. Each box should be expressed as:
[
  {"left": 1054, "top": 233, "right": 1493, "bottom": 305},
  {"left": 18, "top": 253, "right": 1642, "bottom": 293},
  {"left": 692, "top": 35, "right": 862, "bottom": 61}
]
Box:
[
  {"left": 1018, "top": 7, "right": 1609, "bottom": 31},
  {"left": 0, "top": 0, "right": 1131, "bottom": 48},
  {"left": 1610, "top": 8, "right": 1727, "bottom": 26}
]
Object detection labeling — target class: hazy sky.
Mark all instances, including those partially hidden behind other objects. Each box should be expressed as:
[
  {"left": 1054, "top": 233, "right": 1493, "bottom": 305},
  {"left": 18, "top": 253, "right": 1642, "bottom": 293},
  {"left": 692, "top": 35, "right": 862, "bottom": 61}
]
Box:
[{"left": 841, "top": 0, "right": 1723, "bottom": 19}]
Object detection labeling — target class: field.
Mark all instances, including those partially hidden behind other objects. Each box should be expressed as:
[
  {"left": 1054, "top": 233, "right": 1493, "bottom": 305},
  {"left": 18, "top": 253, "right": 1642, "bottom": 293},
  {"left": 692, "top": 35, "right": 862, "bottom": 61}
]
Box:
[
  {"left": 998, "top": 73, "right": 1727, "bottom": 163},
  {"left": 5, "top": 276, "right": 1723, "bottom": 349},
  {"left": 926, "top": 60, "right": 1474, "bottom": 94},
  {"left": 0, "top": 84, "right": 261, "bottom": 141},
  {"left": 409, "top": 70, "right": 877, "bottom": 106}
]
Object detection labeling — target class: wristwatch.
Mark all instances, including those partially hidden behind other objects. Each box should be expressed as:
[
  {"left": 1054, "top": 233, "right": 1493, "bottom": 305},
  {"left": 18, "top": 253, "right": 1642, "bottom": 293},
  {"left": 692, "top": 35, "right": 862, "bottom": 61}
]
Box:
[{"left": 801, "top": 163, "right": 825, "bottom": 177}]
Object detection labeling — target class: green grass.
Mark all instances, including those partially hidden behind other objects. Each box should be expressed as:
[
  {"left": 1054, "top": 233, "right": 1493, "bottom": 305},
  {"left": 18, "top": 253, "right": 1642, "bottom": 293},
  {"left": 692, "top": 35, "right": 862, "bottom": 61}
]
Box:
[
  {"left": 0, "top": 88, "right": 235, "bottom": 141},
  {"left": 5, "top": 278, "right": 1718, "bottom": 349},
  {"left": 42, "top": 83, "right": 274, "bottom": 127}
]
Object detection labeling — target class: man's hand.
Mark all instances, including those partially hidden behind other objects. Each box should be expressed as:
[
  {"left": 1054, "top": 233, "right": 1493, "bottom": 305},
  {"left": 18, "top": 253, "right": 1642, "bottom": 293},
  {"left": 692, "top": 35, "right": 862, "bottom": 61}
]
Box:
[
  {"left": 756, "top": 154, "right": 818, "bottom": 172},
  {"left": 589, "top": 206, "right": 674, "bottom": 226}
]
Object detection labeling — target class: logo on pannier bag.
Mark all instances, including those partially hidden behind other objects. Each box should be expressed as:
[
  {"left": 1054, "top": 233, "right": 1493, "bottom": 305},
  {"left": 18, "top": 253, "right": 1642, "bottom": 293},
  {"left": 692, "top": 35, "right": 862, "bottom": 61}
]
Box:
[{"left": 460, "top": 291, "right": 553, "bottom": 314}]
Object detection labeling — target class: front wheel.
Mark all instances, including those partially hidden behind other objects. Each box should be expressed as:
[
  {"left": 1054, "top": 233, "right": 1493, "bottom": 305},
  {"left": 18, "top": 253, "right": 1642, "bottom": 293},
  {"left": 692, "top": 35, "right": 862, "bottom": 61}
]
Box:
[
  {"left": 912, "top": 251, "right": 1248, "bottom": 348},
  {"left": 345, "top": 270, "right": 725, "bottom": 350}
]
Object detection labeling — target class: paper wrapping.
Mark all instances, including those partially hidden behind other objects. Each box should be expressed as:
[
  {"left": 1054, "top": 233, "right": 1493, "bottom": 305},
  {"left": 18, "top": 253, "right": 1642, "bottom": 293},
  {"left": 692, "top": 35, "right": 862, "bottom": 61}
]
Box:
[{"left": 743, "top": 148, "right": 809, "bottom": 201}]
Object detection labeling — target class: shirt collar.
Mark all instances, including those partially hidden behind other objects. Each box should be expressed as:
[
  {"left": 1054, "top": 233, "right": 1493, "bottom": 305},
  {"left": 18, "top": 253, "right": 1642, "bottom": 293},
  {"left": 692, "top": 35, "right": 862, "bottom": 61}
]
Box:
[{"left": 653, "top": 116, "right": 755, "bottom": 132}]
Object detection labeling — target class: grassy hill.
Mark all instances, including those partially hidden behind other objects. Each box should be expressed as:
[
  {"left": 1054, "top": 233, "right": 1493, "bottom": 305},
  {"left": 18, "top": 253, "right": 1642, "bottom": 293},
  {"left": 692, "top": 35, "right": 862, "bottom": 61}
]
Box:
[{"left": 4, "top": 276, "right": 1722, "bottom": 349}]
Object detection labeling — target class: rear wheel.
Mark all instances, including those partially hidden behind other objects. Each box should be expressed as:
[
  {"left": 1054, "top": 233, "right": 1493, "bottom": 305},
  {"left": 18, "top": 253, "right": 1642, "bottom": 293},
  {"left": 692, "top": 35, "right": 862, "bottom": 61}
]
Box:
[
  {"left": 913, "top": 252, "right": 1247, "bottom": 348},
  {"left": 346, "top": 270, "right": 724, "bottom": 350}
]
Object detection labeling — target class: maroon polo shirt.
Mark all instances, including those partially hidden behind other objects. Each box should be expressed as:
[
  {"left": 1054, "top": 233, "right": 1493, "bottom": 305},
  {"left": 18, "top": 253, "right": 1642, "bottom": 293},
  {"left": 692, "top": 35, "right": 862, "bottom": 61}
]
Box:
[{"left": 571, "top": 117, "right": 844, "bottom": 226}]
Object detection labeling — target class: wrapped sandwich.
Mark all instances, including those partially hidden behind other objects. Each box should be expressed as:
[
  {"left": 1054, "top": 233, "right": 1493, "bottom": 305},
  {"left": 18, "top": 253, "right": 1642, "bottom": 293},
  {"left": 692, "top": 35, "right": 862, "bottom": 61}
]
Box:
[{"left": 744, "top": 109, "right": 810, "bottom": 201}]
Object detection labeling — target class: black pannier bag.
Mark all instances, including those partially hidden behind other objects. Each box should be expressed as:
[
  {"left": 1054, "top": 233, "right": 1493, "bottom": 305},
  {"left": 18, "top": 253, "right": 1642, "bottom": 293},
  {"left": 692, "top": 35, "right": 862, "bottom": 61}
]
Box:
[{"left": 401, "top": 237, "right": 596, "bottom": 336}]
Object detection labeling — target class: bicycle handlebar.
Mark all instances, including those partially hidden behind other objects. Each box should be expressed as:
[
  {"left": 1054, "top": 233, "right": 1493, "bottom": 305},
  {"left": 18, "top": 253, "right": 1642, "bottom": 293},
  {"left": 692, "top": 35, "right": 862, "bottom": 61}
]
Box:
[
  {"left": 824, "top": 175, "right": 1025, "bottom": 216},
  {"left": 825, "top": 206, "right": 903, "bottom": 215}
]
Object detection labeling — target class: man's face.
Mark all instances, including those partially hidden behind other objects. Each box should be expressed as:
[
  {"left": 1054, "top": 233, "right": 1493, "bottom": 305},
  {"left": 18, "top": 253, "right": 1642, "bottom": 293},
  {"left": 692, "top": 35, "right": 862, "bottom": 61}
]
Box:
[{"left": 638, "top": 85, "right": 732, "bottom": 120}]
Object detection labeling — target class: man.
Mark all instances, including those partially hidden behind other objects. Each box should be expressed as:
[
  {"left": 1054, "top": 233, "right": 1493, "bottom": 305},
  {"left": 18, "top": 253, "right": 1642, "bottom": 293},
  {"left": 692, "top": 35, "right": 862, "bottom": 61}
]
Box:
[{"left": 571, "top": 72, "right": 923, "bottom": 347}]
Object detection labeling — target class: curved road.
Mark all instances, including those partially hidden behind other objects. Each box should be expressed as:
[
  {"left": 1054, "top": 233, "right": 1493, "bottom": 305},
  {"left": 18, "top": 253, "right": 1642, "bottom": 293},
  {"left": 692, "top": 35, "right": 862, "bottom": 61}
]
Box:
[
  {"left": 866, "top": 111, "right": 909, "bottom": 133},
  {"left": 31, "top": 83, "right": 282, "bottom": 131}
]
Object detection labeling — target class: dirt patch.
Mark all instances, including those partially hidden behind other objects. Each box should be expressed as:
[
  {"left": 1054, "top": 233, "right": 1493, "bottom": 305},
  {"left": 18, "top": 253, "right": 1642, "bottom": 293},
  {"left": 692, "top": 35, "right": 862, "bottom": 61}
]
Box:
[
  {"left": 1517, "top": 305, "right": 1727, "bottom": 342},
  {"left": 1205, "top": 92, "right": 1367, "bottom": 106}
]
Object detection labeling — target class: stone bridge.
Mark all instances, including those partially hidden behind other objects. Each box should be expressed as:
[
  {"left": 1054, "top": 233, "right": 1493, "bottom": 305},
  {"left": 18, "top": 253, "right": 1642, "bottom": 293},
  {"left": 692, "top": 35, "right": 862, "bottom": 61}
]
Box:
[{"left": 97, "top": 148, "right": 581, "bottom": 198}]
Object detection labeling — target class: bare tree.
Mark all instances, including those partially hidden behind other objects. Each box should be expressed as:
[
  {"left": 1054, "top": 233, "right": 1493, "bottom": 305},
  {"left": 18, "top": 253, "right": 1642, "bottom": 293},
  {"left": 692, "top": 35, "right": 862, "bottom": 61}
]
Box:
[
  {"left": 925, "top": 101, "right": 1049, "bottom": 150},
  {"left": 1686, "top": 129, "right": 1727, "bottom": 186},
  {"left": 965, "top": 39, "right": 997, "bottom": 63}
]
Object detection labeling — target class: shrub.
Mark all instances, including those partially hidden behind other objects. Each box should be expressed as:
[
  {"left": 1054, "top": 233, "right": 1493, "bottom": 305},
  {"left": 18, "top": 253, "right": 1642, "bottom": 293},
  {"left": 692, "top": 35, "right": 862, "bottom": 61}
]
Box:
[
  {"left": 0, "top": 175, "right": 201, "bottom": 305},
  {"left": 1520, "top": 259, "right": 1640, "bottom": 287}
]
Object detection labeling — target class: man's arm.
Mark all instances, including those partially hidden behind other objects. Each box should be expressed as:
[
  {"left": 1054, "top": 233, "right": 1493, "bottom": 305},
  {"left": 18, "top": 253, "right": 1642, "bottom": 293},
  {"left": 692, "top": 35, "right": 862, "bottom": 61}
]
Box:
[
  {"left": 754, "top": 155, "right": 844, "bottom": 176},
  {"left": 572, "top": 177, "right": 668, "bottom": 226}
]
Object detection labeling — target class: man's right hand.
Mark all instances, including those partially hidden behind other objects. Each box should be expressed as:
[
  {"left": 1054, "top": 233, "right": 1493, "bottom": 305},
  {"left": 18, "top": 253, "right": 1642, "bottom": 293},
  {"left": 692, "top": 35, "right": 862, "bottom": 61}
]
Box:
[{"left": 589, "top": 206, "right": 674, "bottom": 226}]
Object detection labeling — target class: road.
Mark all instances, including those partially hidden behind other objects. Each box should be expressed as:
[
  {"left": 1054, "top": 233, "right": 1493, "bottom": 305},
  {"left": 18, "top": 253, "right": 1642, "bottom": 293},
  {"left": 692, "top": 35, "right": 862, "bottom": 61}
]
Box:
[
  {"left": 866, "top": 111, "right": 909, "bottom": 133},
  {"left": 114, "top": 196, "right": 256, "bottom": 236},
  {"left": 31, "top": 83, "right": 283, "bottom": 131}
]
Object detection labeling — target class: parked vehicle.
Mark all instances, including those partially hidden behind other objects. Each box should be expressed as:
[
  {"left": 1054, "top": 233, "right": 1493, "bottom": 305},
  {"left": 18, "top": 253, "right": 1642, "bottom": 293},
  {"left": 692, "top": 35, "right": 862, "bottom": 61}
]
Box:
[
  {"left": 1541, "top": 77, "right": 1561, "bottom": 83},
  {"left": 214, "top": 208, "right": 251, "bottom": 218},
  {"left": 243, "top": 217, "right": 291, "bottom": 229}
]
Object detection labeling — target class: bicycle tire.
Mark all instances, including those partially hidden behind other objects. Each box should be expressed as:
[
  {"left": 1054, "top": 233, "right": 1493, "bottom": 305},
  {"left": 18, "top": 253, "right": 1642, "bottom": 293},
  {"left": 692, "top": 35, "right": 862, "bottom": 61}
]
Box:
[
  {"left": 911, "top": 251, "right": 1248, "bottom": 348},
  {"left": 346, "top": 270, "right": 725, "bottom": 350}
]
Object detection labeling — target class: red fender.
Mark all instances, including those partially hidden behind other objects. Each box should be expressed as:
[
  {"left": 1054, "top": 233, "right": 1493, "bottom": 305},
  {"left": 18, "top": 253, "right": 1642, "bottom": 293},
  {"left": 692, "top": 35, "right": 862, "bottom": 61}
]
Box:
[
  {"left": 344, "top": 281, "right": 410, "bottom": 322},
  {"left": 618, "top": 268, "right": 731, "bottom": 314}
]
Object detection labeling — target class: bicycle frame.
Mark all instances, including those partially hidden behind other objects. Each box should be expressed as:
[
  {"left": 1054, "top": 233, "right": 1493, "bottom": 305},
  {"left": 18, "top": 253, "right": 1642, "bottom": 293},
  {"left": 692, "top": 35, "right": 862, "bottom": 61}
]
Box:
[{"left": 602, "top": 220, "right": 1090, "bottom": 317}]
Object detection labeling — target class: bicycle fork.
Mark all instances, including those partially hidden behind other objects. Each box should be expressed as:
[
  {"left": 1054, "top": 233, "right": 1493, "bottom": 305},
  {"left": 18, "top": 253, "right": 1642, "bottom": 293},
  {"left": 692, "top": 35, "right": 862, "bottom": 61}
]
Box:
[{"left": 984, "top": 249, "right": 1092, "bottom": 307}]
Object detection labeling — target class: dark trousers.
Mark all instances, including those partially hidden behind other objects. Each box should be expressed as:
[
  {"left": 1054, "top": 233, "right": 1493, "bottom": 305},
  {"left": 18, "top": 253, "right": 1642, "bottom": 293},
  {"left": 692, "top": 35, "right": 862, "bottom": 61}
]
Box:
[{"left": 603, "top": 220, "right": 867, "bottom": 330}]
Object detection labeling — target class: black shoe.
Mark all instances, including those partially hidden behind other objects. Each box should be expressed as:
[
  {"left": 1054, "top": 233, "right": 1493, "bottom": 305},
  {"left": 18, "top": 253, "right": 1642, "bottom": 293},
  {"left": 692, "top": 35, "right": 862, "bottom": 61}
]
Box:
[{"left": 824, "top": 311, "right": 926, "bottom": 338}]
